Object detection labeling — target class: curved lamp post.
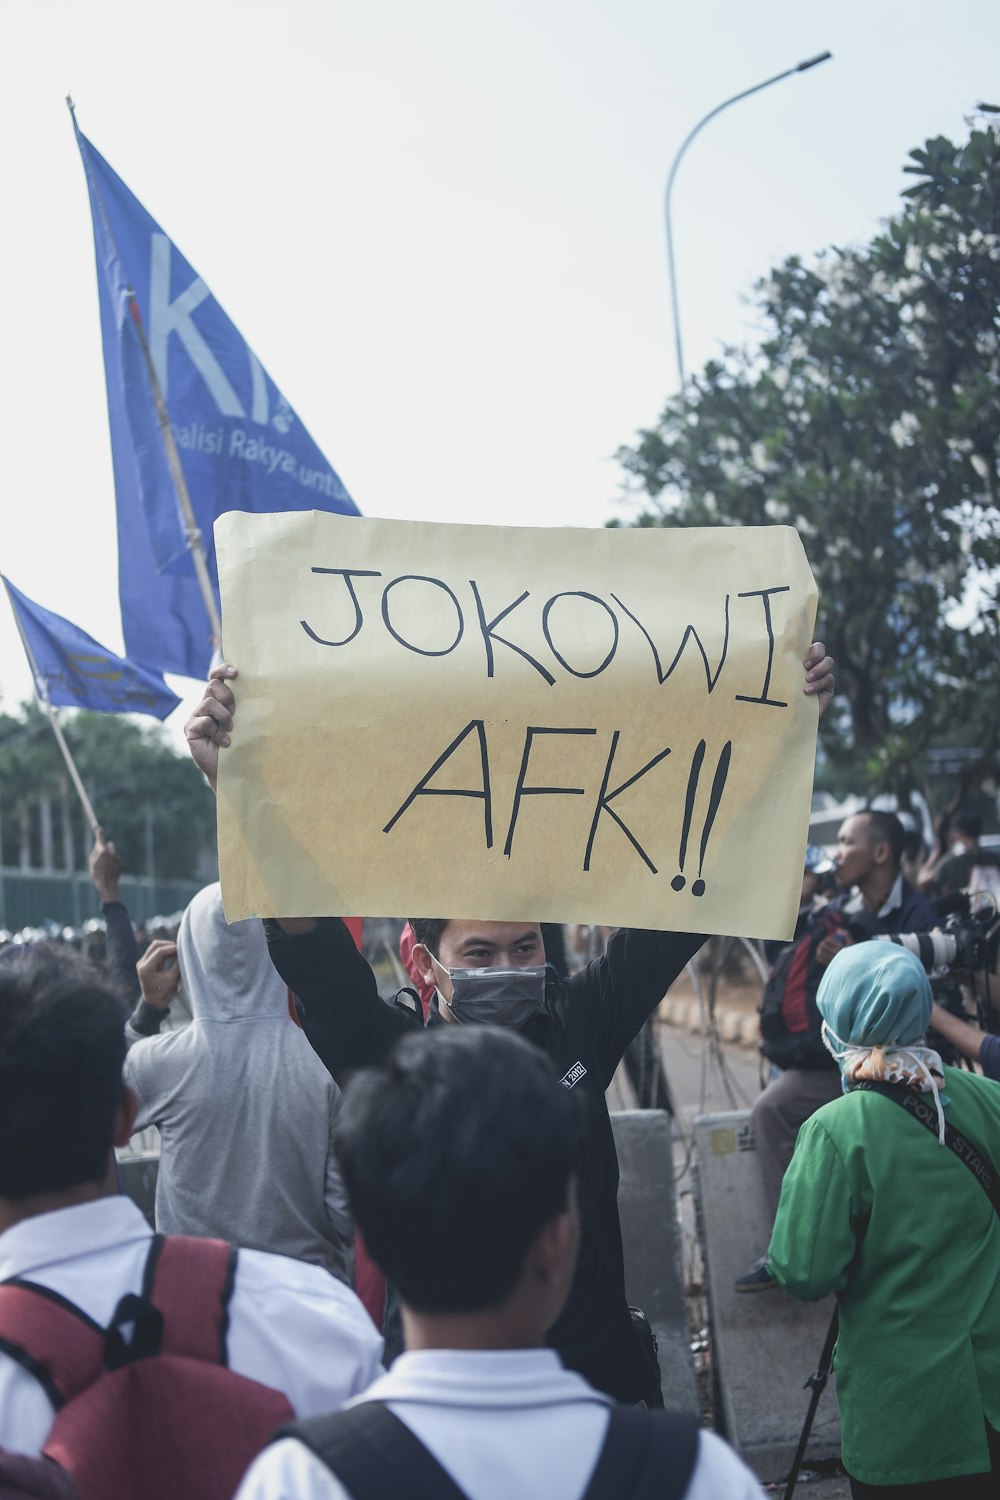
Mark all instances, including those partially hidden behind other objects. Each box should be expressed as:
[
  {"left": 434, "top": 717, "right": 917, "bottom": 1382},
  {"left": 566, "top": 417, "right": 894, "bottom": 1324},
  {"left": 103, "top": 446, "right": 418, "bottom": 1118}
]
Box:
[{"left": 665, "top": 51, "right": 832, "bottom": 387}]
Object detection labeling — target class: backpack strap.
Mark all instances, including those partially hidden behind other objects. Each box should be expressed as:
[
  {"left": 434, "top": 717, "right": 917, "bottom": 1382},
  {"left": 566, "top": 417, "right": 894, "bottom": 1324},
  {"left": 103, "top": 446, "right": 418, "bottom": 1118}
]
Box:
[
  {"left": 851, "top": 1082, "right": 1000, "bottom": 1216},
  {"left": 0, "top": 1233, "right": 238, "bottom": 1411},
  {"left": 582, "top": 1407, "right": 700, "bottom": 1500},
  {"left": 0, "top": 1281, "right": 106, "bottom": 1407},
  {"left": 144, "top": 1234, "right": 239, "bottom": 1365},
  {"left": 279, "top": 1400, "right": 469, "bottom": 1500}
]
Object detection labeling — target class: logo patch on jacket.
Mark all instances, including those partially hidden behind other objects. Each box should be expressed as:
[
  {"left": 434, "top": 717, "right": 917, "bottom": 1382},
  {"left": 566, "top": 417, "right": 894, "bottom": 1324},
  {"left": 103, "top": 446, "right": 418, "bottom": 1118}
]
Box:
[{"left": 560, "top": 1061, "right": 587, "bottom": 1089}]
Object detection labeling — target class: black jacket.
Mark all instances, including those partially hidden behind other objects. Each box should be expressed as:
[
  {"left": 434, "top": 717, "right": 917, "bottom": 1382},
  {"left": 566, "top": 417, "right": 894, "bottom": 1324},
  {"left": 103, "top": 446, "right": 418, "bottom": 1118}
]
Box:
[{"left": 264, "top": 917, "right": 703, "bottom": 1402}]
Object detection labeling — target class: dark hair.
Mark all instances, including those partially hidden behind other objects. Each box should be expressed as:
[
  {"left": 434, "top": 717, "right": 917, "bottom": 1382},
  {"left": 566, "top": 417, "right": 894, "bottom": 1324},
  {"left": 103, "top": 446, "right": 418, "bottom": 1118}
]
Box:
[
  {"left": 406, "top": 918, "right": 450, "bottom": 956},
  {"left": 0, "top": 945, "right": 127, "bottom": 1199},
  {"left": 951, "top": 810, "right": 982, "bottom": 841},
  {"left": 859, "top": 809, "right": 905, "bottom": 869},
  {"left": 901, "top": 828, "right": 923, "bottom": 861},
  {"left": 334, "top": 1026, "right": 576, "bottom": 1314}
]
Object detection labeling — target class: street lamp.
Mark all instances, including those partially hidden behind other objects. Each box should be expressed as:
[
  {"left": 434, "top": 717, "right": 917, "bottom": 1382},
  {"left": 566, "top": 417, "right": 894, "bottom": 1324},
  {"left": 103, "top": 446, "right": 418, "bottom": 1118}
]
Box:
[{"left": 664, "top": 51, "right": 832, "bottom": 387}]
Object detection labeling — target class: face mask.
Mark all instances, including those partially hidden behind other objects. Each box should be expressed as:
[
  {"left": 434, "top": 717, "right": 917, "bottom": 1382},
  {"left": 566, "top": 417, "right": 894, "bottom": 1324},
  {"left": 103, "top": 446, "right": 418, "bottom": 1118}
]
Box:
[{"left": 435, "top": 964, "right": 547, "bottom": 1029}]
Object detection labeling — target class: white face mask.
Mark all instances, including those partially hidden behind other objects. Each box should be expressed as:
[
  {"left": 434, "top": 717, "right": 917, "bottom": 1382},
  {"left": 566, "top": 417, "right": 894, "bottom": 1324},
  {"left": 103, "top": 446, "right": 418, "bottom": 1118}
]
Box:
[{"left": 433, "top": 962, "right": 547, "bottom": 1029}]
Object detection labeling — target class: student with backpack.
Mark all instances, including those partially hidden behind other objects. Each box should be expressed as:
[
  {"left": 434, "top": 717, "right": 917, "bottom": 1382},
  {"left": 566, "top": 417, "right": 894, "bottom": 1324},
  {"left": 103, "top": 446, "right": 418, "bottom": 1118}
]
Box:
[
  {"left": 0, "top": 944, "right": 383, "bottom": 1500},
  {"left": 237, "top": 1025, "right": 766, "bottom": 1500}
]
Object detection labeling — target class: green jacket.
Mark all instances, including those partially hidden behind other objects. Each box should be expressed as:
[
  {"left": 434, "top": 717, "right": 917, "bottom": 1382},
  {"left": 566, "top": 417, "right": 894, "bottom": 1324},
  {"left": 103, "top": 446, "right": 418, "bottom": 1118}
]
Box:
[{"left": 769, "top": 1066, "right": 1000, "bottom": 1486}]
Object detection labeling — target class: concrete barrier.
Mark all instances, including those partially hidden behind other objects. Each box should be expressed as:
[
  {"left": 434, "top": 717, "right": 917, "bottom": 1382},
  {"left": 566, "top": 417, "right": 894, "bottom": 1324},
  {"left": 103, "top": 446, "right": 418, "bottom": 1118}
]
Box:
[
  {"left": 693, "top": 1109, "right": 840, "bottom": 1481},
  {"left": 117, "top": 1112, "right": 699, "bottom": 1414},
  {"left": 116, "top": 1153, "right": 159, "bottom": 1228},
  {"left": 611, "top": 1109, "right": 697, "bottom": 1413}
]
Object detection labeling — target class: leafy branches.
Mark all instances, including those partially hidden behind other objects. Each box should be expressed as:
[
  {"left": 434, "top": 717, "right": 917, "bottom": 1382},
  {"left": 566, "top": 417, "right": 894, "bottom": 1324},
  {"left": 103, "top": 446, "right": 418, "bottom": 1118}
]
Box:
[
  {"left": 0, "top": 704, "right": 214, "bottom": 880},
  {"left": 617, "top": 114, "right": 1000, "bottom": 805}
]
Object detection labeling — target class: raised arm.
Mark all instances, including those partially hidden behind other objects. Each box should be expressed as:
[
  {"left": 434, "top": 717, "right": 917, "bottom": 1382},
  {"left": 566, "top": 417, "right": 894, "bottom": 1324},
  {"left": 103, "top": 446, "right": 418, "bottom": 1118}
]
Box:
[
  {"left": 183, "top": 666, "right": 314, "bottom": 937},
  {"left": 570, "top": 925, "right": 706, "bottom": 1088},
  {"left": 929, "top": 1001, "right": 985, "bottom": 1064},
  {"left": 124, "top": 939, "right": 181, "bottom": 1048},
  {"left": 183, "top": 663, "right": 315, "bottom": 933},
  {"left": 264, "top": 918, "right": 415, "bottom": 1085},
  {"left": 572, "top": 645, "right": 834, "bottom": 1081},
  {"left": 90, "top": 827, "right": 141, "bottom": 1007}
]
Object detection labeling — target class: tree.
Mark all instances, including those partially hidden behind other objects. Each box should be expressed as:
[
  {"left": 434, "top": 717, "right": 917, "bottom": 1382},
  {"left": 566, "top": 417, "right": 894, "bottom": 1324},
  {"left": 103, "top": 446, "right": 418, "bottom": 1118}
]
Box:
[
  {"left": 616, "top": 113, "right": 1000, "bottom": 820},
  {"left": 0, "top": 704, "right": 215, "bottom": 881}
]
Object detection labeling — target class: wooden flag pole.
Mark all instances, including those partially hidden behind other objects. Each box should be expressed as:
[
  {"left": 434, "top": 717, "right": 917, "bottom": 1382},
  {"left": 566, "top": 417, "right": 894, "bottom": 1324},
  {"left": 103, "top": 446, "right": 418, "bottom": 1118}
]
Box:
[
  {"left": 67, "top": 97, "right": 223, "bottom": 652},
  {"left": 6, "top": 591, "right": 100, "bottom": 837}
]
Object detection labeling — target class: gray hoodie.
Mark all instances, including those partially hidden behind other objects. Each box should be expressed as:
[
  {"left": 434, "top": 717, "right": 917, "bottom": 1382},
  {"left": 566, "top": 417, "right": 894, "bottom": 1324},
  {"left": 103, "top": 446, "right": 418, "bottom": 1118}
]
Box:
[{"left": 124, "top": 884, "right": 351, "bottom": 1279}]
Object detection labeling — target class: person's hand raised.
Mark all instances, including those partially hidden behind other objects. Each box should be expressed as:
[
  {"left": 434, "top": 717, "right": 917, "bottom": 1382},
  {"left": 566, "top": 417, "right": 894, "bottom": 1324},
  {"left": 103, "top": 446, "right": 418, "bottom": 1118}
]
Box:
[
  {"left": 803, "top": 642, "right": 835, "bottom": 717},
  {"left": 137, "top": 939, "right": 181, "bottom": 1011},
  {"left": 184, "top": 665, "right": 238, "bottom": 791},
  {"left": 89, "top": 827, "right": 123, "bottom": 903}
]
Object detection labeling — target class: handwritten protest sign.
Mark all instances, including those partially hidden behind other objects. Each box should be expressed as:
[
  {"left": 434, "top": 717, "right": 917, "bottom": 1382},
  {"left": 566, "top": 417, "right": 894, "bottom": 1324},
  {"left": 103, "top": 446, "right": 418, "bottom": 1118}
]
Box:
[{"left": 215, "top": 511, "right": 819, "bottom": 939}]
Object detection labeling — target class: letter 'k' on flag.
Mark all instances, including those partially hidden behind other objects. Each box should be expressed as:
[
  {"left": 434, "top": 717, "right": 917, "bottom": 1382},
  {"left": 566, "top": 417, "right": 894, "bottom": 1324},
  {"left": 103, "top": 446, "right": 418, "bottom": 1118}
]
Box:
[
  {"left": 3, "top": 577, "right": 181, "bottom": 721},
  {"left": 70, "top": 106, "right": 360, "bottom": 681}
]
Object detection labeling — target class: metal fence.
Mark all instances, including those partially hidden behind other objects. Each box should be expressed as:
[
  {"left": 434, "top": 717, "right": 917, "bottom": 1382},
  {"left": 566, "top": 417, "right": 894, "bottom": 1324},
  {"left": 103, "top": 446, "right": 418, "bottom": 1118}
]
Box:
[{"left": 0, "top": 869, "right": 206, "bottom": 931}]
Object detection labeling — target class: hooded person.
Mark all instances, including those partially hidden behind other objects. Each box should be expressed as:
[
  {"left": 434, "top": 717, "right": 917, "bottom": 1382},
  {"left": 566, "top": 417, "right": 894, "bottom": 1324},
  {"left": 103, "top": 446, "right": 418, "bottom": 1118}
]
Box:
[
  {"left": 768, "top": 943, "right": 1000, "bottom": 1497},
  {"left": 123, "top": 884, "right": 352, "bottom": 1280}
]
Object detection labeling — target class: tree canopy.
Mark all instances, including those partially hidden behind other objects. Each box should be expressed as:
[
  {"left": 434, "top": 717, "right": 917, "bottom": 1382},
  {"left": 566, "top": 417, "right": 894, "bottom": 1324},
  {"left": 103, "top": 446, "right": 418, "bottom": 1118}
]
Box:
[
  {"left": 0, "top": 703, "right": 215, "bottom": 882},
  {"left": 617, "top": 113, "right": 1000, "bottom": 817}
]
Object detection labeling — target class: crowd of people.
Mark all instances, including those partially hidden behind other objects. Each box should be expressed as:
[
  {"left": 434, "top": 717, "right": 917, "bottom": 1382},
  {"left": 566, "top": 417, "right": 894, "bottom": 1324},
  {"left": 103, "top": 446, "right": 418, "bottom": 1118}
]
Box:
[{"left": 1, "top": 640, "right": 999, "bottom": 1498}]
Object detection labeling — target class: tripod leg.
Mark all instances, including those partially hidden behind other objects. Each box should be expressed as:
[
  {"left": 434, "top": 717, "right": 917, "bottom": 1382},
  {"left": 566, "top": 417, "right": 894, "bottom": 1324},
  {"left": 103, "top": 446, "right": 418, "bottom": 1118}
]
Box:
[{"left": 782, "top": 1308, "right": 840, "bottom": 1500}]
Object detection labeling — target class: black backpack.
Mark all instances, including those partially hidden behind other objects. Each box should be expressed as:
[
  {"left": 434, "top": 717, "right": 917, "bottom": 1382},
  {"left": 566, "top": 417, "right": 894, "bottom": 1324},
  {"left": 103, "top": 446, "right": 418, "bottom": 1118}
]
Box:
[
  {"left": 279, "top": 1399, "right": 700, "bottom": 1500},
  {"left": 759, "top": 906, "right": 848, "bottom": 1070}
]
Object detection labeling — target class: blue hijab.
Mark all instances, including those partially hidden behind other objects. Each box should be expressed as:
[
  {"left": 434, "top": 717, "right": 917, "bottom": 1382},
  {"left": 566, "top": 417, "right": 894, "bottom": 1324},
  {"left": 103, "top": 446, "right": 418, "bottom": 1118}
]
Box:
[
  {"left": 817, "top": 943, "right": 948, "bottom": 1139},
  {"left": 817, "top": 943, "right": 932, "bottom": 1049}
]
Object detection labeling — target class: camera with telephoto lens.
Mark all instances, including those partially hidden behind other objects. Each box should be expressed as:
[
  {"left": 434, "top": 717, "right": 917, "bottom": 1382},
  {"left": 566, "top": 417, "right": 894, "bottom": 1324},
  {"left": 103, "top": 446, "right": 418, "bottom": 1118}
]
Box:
[
  {"left": 873, "top": 897, "right": 1000, "bottom": 1047},
  {"left": 874, "top": 910, "right": 990, "bottom": 975}
]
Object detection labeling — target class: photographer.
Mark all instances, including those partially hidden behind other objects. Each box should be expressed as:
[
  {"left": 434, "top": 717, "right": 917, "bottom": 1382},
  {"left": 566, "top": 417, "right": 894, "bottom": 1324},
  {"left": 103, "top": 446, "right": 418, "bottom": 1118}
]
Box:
[
  {"left": 770, "top": 944, "right": 1000, "bottom": 1495},
  {"left": 737, "top": 810, "right": 933, "bottom": 1292},
  {"left": 892, "top": 892, "right": 1000, "bottom": 1081}
]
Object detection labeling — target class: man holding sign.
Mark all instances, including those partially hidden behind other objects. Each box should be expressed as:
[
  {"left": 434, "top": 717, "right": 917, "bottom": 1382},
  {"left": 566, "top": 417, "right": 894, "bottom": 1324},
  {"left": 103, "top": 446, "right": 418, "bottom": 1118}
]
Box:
[{"left": 186, "top": 513, "right": 833, "bottom": 1402}]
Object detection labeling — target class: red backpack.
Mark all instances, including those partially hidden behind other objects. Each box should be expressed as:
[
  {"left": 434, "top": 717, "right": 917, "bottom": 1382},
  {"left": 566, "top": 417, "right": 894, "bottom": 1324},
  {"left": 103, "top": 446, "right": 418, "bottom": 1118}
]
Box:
[
  {"left": 0, "top": 1235, "right": 293, "bottom": 1500},
  {"left": 758, "top": 907, "right": 846, "bottom": 1070}
]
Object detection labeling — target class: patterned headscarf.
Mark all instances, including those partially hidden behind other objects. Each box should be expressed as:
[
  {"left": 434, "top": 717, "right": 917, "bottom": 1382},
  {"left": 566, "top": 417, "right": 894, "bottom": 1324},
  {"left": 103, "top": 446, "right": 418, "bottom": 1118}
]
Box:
[{"left": 817, "top": 942, "right": 947, "bottom": 1142}]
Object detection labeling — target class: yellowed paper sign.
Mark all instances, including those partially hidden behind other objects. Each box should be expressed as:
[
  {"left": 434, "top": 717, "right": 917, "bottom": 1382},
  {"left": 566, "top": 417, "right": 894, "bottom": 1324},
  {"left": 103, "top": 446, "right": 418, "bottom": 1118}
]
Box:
[{"left": 216, "top": 511, "right": 819, "bottom": 940}]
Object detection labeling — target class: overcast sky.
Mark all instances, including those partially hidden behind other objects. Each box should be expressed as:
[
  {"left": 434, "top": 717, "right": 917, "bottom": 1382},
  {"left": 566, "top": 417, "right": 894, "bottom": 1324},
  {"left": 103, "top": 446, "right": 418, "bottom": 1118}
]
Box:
[{"left": 1, "top": 0, "right": 997, "bottom": 741}]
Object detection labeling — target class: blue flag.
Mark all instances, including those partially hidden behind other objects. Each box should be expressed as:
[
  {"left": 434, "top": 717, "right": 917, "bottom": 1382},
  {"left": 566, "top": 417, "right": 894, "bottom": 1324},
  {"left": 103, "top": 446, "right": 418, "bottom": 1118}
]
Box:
[
  {"left": 3, "top": 578, "right": 181, "bottom": 720},
  {"left": 72, "top": 109, "right": 360, "bottom": 681}
]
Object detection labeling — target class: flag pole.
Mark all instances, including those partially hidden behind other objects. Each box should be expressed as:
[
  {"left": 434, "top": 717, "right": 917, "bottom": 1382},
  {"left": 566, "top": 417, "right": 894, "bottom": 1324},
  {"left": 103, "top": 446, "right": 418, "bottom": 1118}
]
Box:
[
  {"left": 123, "top": 295, "right": 223, "bottom": 646},
  {"left": 66, "top": 97, "right": 223, "bottom": 650},
  {"left": 5, "top": 589, "right": 100, "bottom": 837}
]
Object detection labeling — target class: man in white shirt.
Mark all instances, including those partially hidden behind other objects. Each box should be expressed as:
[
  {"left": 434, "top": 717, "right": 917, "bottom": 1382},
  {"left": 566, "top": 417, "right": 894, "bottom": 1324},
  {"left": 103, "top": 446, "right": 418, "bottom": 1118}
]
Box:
[
  {"left": 0, "top": 944, "right": 383, "bottom": 1466},
  {"left": 238, "top": 1026, "right": 764, "bottom": 1500}
]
